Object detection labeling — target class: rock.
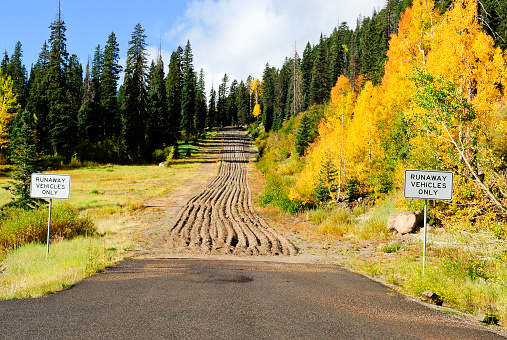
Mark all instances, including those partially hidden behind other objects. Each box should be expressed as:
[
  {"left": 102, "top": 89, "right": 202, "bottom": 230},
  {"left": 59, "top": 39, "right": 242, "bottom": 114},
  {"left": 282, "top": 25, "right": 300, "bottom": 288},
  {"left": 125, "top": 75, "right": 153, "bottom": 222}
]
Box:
[
  {"left": 159, "top": 162, "right": 166, "bottom": 167},
  {"left": 387, "top": 211, "right": 424, "bottom": 235},
  {"left": 480, "top": 305, "right": 500, "bottom": 325},
  {"left": 480, "top": 313, "right": 499, "bottom": 325},
  {"left": 421, "top": 290, "right": 443, "bottom": 306}
]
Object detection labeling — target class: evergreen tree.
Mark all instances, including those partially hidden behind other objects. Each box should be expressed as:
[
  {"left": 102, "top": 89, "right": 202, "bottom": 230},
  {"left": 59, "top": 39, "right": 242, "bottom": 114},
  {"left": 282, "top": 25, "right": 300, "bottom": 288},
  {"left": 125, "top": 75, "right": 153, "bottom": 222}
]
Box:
[
  {"left": 78, "top": 60, "right": 94, "bottom": 141},
  {"left": 217, "top": 74, "right": 229, "bottom": 127},
  {"left": 46, "top": 11, "right": 73, "bottom": 156},
  {"left": 3, "top": 110, "right": 44, "bottom": 210},
  {"left": 309, "top": 34, "right": 329, "bottom": 105},
  {"left": 295, "top": 112, "right": 310, "bottom": 156},
  {"left": 180, "top": 40, "right": 196, "bottom": 136},
  {"left": 27, "top": 42, "right": 50, "bottom": 154},
  {"left": 7, "top": 42, "right": 27, "bottom": 108},
  {"left": 100, "top": 32, "right": 122, "bottom": 139},
  {"left": 236, "top": 80, "right": 250, "bottom": 125},
  {"left": 146, "top": 53, "right": 168, "bottom": 154},
  {"left": 274, "top": 58, "right": 292, "bottom": 129},
  {"left": 121, "top": 23, "right": 148, "bottom": 162},
  {"left": 328, "top": 24, "right": 348, "bottom": 92},
  {"left": 360, "top": 11, "right": 388, "bottom": 85},
  {"left": 0, "top": 51, "right": 9, "bottom": 72},
  {"left": 91, "top": 44, "right": 103, "bottom": 102},
  {"left": 261, "top": 64, "right": 276, "bottom": 131},
  {"left": 315, "top": 156, "right": 338, "bottom": 203},
  {"left": 290, "top": 48, "right": 303, "bottom": 117},
  {"left": 166, "top": 47, "right": 182, "bottom": 144},
  {"left": 207, "top": 85, "right": 217, "bottom": 128},
  {"left": 66, "top": 54, "right": 82, "bottom": 147},
  {"left": 195, "top": 68, "right": 207, "bottom": 134},
  {"left": 300, "top": 42, "right": 314, "bottom": 111},
  {"left": 228, "top": 79, "right": 238, "bottom": 126}
]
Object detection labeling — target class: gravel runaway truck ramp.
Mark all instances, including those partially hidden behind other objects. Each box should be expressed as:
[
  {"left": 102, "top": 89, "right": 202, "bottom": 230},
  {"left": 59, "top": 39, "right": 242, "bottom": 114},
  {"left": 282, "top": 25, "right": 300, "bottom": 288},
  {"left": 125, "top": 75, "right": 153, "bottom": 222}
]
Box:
[{"left": 167, "top": 127, "right": 296, "bottom": 256}]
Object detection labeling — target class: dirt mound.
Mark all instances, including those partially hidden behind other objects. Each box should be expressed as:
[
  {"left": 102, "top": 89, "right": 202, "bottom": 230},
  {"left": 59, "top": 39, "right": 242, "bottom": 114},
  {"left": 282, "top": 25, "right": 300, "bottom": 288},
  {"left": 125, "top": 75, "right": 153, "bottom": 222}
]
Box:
[{"left": 166, "top": 127, "right": 296, "bottom": 256}]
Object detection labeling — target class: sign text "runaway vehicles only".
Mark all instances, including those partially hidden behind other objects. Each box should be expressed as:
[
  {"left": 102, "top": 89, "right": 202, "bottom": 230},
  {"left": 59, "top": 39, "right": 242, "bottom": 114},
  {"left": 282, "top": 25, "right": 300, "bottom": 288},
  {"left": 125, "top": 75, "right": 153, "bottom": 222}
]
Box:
[
  {"left": 30, "top": 173, "right": 71, "bottom": 200},
  {"left": 404, "top": 170, "right": 453, "bottom": 201}
]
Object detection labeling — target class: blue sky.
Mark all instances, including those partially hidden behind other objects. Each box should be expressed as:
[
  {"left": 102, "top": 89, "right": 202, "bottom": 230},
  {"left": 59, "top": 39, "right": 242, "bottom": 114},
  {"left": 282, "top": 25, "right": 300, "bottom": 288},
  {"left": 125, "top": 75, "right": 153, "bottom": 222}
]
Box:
[{"left": 2, "top": 0, "right": 387, "bottom": 90}]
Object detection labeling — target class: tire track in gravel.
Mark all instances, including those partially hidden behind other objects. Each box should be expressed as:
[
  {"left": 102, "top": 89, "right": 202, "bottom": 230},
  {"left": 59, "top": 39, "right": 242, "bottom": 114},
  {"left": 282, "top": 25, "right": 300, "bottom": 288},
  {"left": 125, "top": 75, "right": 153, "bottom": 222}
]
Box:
[{"left": 168, "top": 127, "right": 297, "bottom": 256}]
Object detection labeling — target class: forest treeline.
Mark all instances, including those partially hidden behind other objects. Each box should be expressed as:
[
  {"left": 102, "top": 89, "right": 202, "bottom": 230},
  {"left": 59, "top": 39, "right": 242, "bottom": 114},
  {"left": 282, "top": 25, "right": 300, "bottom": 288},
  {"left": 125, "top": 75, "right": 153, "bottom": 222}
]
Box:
[
  {"left": 1, "top": 0, "right": 507, "bottom": 220},
  {"left": 0, "top": 0, "right": 505, "bottom": 163}
]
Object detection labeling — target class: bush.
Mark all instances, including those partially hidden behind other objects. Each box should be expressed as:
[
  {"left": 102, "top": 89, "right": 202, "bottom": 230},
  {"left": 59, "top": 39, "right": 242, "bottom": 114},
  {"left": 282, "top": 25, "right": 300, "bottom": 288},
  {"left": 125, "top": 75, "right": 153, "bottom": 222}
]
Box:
[
  {"left": 261, "top": 173, "right": 302, "bottom": 214},
  {"left": 41, "top": 154, "right": 66, "bottom": 170},
  {"left": 152, "top": 146, "right": 174, "bottom": 163},
  {"left": 0, "top": 204, "right": 96, "bottom": 253}
]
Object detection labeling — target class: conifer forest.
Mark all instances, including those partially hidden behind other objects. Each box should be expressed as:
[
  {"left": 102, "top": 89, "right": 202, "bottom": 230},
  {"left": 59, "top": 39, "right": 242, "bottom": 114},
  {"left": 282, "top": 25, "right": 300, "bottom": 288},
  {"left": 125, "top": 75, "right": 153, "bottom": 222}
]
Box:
[{"left": 1, "top": 0, "right": 507, "bottom": 225}]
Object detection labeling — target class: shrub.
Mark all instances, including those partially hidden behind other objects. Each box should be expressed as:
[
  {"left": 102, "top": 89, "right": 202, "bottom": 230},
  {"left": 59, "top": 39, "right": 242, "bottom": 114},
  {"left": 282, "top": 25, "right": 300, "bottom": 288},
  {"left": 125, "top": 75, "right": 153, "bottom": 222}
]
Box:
[
  {"left": 41, "top": 154, "right": 66, "bottom": 170},
  {"left": 0, "top": 204, "right": 96, "bottom": 253},
  {"left": 152, "top": 146, "right": 174, "bottom": 163},
  {"left": 381, "top": 241, "right": 402, "bottom": 253},
  {"left": 261, "top": 173, "right": 302, "bottom": 214}
]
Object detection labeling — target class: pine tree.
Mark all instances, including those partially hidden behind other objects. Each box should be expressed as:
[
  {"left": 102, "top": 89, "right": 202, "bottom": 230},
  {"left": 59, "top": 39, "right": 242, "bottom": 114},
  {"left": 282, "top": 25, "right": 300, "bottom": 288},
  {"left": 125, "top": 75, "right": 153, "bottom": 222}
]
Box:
[
  {"left": 166, "top": 47, "right": 183, "bottom": 144},
  {"left": 290, "top": 48, "right": 303, "bottom": 117},
  {"left": 0, "top": 51, "right": 8, "bottom": 72},
  {"left": 207, "top": 85, "right": 217, "bottom": 128},
  {"left": 121, "top": 23, "right": 148, "bottom": 162},
  {"left": 27, "top": 42, "right": 51, "bottom": 154},
  {"left": 195, "top": 69, "right": 207, "bottom": 134},
  {"left": 100, "top": 32, "right": 122, "bottom": 139},
  {"left": 309, "top": 34, "right": 329, "bottom": 105},
  {"left": 180, "top": 41, "right": 196, "bottom": 137},
  {"left": 300, "top": 42, "right": 314, "bottom": 111},
  {"left": 3, "top": 110, "right": 44, "bottom": 210},
  {"left": 46, "top": 10, "right": 72, "bottom": 156},
  {"left": 7, "top": 42, "right": 27, "bottom": 108},
  {"left": 217, "top": 74, "right": 229, "bottom": 127},
  {"left": 91, "top": 45, "right": 103, "bottom": 102},
  {"left": 146, "top": 53, "right": 168, "bottom": 154},
  {"left": 328, "top": 24, "right": 348, "bottom": 92},
  {"left": 316, "top": 156, "right": 338, "bottom": 203},
  {"left": 228, "top": 79, "right": 238, "bottom": 126},
  {"left": 236, "top": 80, "right": 250, "bottom": 125},
  {"left": 261, "top": 64, "right": 276, "bottom": 131},
  {"left": 295, "top": 112, "right": 310, "bottom": 156},
  {"left": 78, "top": 60, "right": 93, "bottom": 141},
  {"left": 65, "top": 54, "right": 82, "bottom": 148}
]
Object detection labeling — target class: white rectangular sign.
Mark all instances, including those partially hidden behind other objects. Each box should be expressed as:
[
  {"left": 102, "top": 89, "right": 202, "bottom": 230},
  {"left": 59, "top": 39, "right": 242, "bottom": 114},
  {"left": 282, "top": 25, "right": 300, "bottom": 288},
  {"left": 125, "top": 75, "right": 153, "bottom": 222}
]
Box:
[
  {"left": 404, "top": 170, "right": 453, "bottom": 200},
  {"left": 30, "top": 173, "right": 71, "bottom": 200}
]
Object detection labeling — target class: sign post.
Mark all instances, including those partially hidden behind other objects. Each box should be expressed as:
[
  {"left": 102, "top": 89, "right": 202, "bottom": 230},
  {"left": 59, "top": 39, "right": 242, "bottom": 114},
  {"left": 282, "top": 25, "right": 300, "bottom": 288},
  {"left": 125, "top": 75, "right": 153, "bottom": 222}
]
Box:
[
  {"left": 30, "top": 173, "right": 71, "bottom": 258},
  {"left": 404, "top": 170, "right": 453, "bottom": 274}
]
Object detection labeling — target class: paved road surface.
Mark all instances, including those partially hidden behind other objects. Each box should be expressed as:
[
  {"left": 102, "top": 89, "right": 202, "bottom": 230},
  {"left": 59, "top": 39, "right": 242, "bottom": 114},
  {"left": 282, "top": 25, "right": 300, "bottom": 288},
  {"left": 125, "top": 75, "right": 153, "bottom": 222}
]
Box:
[{"left": 0, "top": 259, "right": 503, "bottom": 339}]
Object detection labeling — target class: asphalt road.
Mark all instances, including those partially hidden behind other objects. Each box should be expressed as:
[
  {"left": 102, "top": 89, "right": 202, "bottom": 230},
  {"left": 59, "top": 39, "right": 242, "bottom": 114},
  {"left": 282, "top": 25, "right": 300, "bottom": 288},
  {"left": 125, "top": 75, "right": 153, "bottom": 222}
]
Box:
[{"left": 0, "top": 259, "right": 503, "bottom": 339}]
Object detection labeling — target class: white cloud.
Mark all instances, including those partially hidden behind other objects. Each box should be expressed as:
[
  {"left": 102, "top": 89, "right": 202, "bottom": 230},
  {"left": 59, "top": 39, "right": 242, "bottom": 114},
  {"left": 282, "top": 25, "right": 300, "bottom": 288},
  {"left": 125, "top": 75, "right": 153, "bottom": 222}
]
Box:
[{"left": 162, "top": 0, "right": 385, "bottom": 92}]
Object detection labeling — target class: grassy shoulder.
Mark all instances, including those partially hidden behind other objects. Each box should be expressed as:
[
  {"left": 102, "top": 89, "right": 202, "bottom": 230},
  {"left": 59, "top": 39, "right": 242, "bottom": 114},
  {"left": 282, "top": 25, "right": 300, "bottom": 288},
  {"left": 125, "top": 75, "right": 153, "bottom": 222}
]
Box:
[{"left": 0, "top": 158, "right": 205, "bottom": 299}]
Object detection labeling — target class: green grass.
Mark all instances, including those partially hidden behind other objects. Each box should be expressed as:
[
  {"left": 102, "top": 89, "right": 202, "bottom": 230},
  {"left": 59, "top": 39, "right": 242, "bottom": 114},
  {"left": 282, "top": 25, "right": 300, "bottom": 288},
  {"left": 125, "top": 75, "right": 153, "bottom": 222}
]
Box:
[
  {"left": 0, "top": 204, "right": 96, "bottom": 253},
  {"left": 0, "top": 236, "right": 122, "bottom": 299},
  {"left": 0, "top": 162, "right": 204, "bottom": 299}
]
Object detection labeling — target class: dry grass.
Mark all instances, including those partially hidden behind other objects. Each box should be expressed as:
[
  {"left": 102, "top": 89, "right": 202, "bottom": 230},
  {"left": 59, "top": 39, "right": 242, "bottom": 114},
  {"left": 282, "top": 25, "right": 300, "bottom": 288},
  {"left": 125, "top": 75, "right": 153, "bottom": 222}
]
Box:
[{"left": 0, "top": 162, "right": 204, "bottom": 299}]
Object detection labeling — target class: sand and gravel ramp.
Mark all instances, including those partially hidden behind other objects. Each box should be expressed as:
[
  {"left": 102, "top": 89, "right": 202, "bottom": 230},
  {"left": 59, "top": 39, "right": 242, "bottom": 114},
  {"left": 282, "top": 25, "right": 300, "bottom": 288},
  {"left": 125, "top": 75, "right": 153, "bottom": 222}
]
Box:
[{"left": 164, "top": 127, "right": 296, "bottom": 256}]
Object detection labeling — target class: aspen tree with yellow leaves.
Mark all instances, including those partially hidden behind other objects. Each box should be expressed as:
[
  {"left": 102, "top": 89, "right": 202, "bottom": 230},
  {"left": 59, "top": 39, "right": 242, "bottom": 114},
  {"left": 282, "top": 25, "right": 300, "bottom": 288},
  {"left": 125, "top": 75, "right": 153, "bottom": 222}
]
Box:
[
  {"left": 407, "top": 0, "right": 507, "bottom": 216},
  {"left": 0, "top": 70, "right": 19, "bottom": 152}
]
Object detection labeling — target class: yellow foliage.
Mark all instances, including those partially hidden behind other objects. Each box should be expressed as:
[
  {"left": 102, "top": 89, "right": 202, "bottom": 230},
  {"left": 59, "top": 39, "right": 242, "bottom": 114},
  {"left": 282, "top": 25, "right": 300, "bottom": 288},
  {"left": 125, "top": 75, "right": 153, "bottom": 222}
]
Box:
[
  {"left": 288, "top": 0, "right": 507, "bottom": 219},
  {"left": 250, "top": 78, "right": 262, "bottom": 104},
  {"left": 426, "top": 0, "right": 505, "bottom": 122},
  {"left": 0, "top": 70, "right": 19, "bottom": 149},
  {"left": 252, "top": 103, "right": 262, "bottom": 118}
]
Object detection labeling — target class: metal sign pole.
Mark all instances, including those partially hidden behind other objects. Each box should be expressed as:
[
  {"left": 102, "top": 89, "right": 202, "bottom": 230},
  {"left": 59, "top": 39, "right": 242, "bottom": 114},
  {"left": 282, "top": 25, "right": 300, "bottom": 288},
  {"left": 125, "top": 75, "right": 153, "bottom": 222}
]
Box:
[
  {"left": 46, "top": 199, "right": 53, "bottom": 259},
  {"left": 422, "top": 199, "right": 427, "bottom": 275}
]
